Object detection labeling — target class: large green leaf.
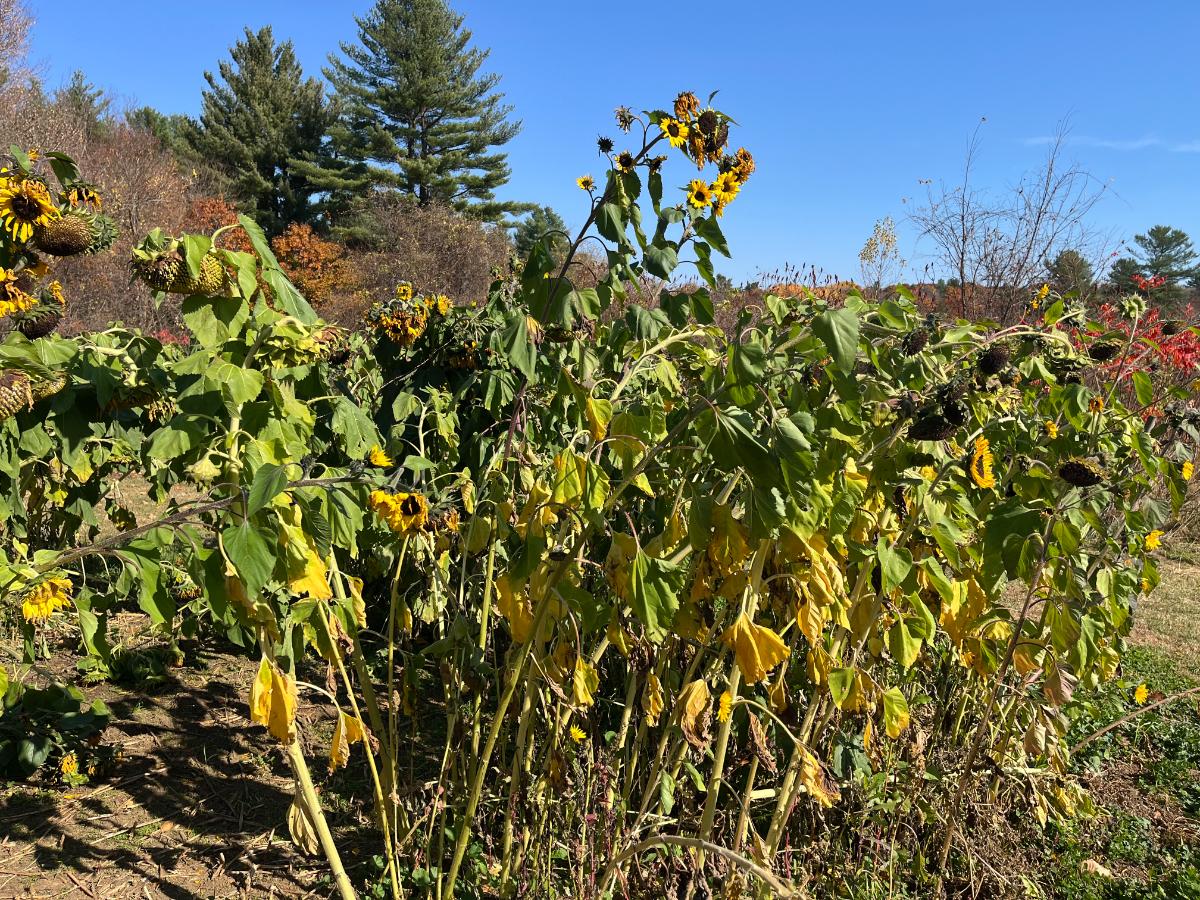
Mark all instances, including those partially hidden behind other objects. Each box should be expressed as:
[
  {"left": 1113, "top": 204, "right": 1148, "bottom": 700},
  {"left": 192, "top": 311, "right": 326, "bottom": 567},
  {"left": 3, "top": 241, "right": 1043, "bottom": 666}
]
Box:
[
  {"left": 812, "top": 308, "right": 860, "bottom": 374},
  {"left": 626, "top": 551, "right": 681, "bottom": 643}
]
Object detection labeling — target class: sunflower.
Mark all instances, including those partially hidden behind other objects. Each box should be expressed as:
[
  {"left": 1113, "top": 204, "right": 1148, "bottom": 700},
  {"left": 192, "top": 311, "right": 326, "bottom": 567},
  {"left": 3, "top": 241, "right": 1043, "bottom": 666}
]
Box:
[
  {"left": 569, "top": 724, "right": 587, "bottom": 743},
  {"left": 674, "top": 91, "right": 700, "bottom": 122},
  {"left": 1133, "top": 683, "right": 1149, "bottom": 705},
  {"left": 1043, "top": 420, "right": 1058, "bottom": 439},
  {"left": 21, "top": 576, "right": 72, "bottom": 623},
  {"left": 1088, "top": 396, "right": 1105, "bottom": 413},
  {"left": 369, "top": 490, "right": 429, "bottom": 534},
  {"left": 0, "top": 268, "right": 36, "bottom": 318},
  {"left": 65, "top": 184, "right": 102, "bottom": 210},
  {"left": 576, "top": 174, "right": 595, "bottom": 192},
  {"left": 687, "top": 179, "right": 713, "bottom": 209},
  {"left": 395, "top": 281, "right": 414, "bottom": 302},
  {"left": 615, "top": 151, "right": 636, "bottom": 174},
  {"left": 368, "top": 445, "right": 394, "bottom": 468},
  {"left": 717, "top": 690, "right": 733, "bottom": 723},
  {"left": 713, "top": 170, "right": 741, "bottom": 205},
  {"left": 969, "top": 437, "right": 995, "bottom": 489},
  {"left": 1144, "top": 530, "right": 1163, "bottom": 551},
  {"left": 0, "top": 178, "right": 59, "bottom": 243},
  {"left": 659, "top": 116, "right": 690, "bottom": 149},
  {"left": 1182, "top": 460, "right": 1194, "bottom": 481},
  {"left": 48, "top": 280, "right": 65, "bottom": 305}
]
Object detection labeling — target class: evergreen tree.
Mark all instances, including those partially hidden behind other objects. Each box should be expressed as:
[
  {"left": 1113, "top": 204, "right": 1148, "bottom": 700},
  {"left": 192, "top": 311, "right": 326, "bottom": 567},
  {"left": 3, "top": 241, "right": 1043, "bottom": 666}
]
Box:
[
  {"left": 55, "top": 71, "right": 112, "bottom": 137},
  {"left": 301, "top": 0, "right": 527, "bottom": 236},
  {"left": 1109, "top": 225, "right": 1198, "bottom": 302},
  {"left": 1046, "top": 249, "right": 1095, "bottom": 298},
  {"left": 512, "top": 206, "right": 567, "bottom": 259},
  {"left": 189, "top": 27, "right": 335, "bottom": 234}
]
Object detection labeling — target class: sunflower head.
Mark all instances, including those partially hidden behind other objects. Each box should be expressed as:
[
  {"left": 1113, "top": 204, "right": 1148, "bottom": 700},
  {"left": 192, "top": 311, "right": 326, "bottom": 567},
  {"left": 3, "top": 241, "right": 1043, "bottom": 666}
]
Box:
[
  {"left": 597, "top": 136, "right": 615, "bottom": 154},
  {"left": 687, "top": 179, "right": 713, "bottom": 209},
  {"left": 673, "top": 91, "right": 700, "bottom": 122},
  {"left": 659, "top": 117, "right": 690, "bottom": 149},
  {"left": 576, "top": 174, "right": 595, "bottom": 192},
  {"left": 0, "top": 177, "right": 59, "bottom": 243},
  {"left": 969, "top": 437, "right": 996, "bottom": 489},
  {"left": 1058, "top": 457, "right": 1104, "bottom": 488},
  {"left": 977, "top": 345, "right": 1010, "bottom": 376},
  {"left": 615, "top": 151, "right": 636, "bottom": 174}
]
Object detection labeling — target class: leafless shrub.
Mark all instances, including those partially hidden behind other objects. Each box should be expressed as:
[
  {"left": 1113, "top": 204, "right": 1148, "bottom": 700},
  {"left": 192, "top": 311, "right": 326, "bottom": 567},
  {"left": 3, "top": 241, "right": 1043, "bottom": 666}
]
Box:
[
  {"left": 910, "top": 124, "right": 1113, "bottom": 323},
  {"left": 0, "top": 0, "right": 34, "bottom": 84}
]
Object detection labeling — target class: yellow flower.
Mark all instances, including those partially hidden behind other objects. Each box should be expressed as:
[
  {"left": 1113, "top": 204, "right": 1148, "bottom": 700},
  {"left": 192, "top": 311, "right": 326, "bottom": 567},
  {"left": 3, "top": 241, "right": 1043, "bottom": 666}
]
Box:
[
  {"left": 659, "top": 116, "right": 690, "bottom": 149},
  {"left": 713, "top": 170, "right": 741, "bottom": 205},
  {"left": 368, "top": 445, "right": 394, "bottom": 468},
  {"left": 1036, "top": 283, "right": 1050, "bottom": 301},
  {"left": 1044, "top": 420, "right": 1058, "bottom": 439},
  {"left": 717, "top": 690, "right": 733, "bottom": 723},
  {"left": 1183, "top": 461, "right": 1194, "bottom": 482},
  {"left": 576, "top": 174, "right": 595, "bottom": 192},
  {"left": 1144, "top": 530, "right": 1163, "bottom": 551},
  {"left": 0, "top": 269, "right": 36, "bottom": 319},
  {"left": 48, "top": 280, "right": 65, "bottom": 306},
  {"left": 721, "top": 613, "right": 790, "bottom": 685},
  {"left": 969, "top": 437, "right": 995, "bottom": 489},
  {"left": 687, "top": 179, "right": 713, "bottom": 209},
  {"left": 60, "top": 752, "right": 78, "bottom": 778},
  {"left": 395, "top": 282, "right": 414, "bottom": 302},
  {"left": 1088, "top": 396, "right": 1105, "bottom": 413},
  {"left": 1134, "top": 683, "right": 1149, "bottom": 705},
  {"left": 21, "top": 576, "right": 72, "bottom": 624},
  {"left": 369, "top": 490, "right": 429, "bottom": 534},
  {"left": 426, "top": 293, "right": 451, "bottom": 315},
  {"left": 920, "top": 465, "right": 938, "bottom": 481},
  {"left": 615, "top": 151, "right": 636, "bottom": 174},
  {"left": 569, "top": 724, "right": 587, "bottom": 743},
  {"left": 0, "top": 177, "right": 58, "bottom": 242}
]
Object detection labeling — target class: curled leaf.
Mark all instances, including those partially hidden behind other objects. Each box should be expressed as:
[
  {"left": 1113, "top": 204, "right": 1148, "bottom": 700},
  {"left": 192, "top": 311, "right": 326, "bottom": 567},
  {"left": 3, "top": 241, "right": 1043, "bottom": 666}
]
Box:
[
  {"left": 721, "top": 613, "right": 790, "bottom": 685},
  {"left": 676, "top": 679, "right": 711, "bottom": 749},
  {"left": 799, "top": 746, "right": 840, "bottom": 807},
  {"left": 642, "top": 672, "right": 664, "bottom": 726},
  {"left": 328, "top": 710, "right": 366, "bottom": 772}
]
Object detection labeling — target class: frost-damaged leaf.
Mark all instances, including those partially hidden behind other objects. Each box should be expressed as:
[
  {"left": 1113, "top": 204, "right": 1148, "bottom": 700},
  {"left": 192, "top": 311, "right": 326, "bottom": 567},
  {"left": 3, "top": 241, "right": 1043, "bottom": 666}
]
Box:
[
  {"left": 1043, "top": 659, "right": 1077, "bottom": 706},
  {"left": 572, "top": 658, "right": 599, "bottom": 708},
  {"left": 249, "top": 656, "right": 296, "bottom": 743},
  {"left": 287, "top": 786, "right": 321, "bottom": 856},
  {"left": 642, "top": 672, "right": 664, "bottom": 726},
  {"left": 721, "top": 613, "right": 790, "bottom": 685},
  {"left": 675, "top": 679, "right": 710, "bottom": 749},
  {"left": 328, "top": 710, "right": 365, "bottom": 772},
  {"left": 799, "top": 746, "right": 840, "bottom": 807}
]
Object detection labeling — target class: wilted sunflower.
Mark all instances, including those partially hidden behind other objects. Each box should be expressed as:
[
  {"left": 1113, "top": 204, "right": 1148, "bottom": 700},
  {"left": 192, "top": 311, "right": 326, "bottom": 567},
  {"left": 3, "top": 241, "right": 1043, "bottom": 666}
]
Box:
[
  {"left": 596, "top": 135, "right": 615, "bottom": 154},
  {"left": 674, "top": 91, "right": 700, "bottom": 122},
  {"left": 969, "top": 437, "right": 996, "bottom": 488},
  {"left": 0, "top": 178, "right": 58, "bottom": 242},
  {"left": 659, "top": 116, "right": 690, "bottom": 148},
  {"left": 615, "top": 151, "right": 636, "bottom": 174},
  {"left": 576, "top": 174, "right": 595, "bottom": 192},
  {"left": 65, "top": 184, "right": 102, "bottom": 210},
  {"left": 395, "top": 281, "right": 414, "bottom": 302},
  {"left": 687, "top": 179, "right": 713, "bottom": 209},
  {"left": 1059, "top": 457, "right": 1104, "bottom": 487}
]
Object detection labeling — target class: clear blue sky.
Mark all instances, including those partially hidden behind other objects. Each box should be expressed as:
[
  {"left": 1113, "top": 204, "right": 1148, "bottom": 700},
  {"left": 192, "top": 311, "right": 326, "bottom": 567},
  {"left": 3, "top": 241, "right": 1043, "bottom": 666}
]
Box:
[{"left": 28, "top": 0, "right": 1200, "bottom": 283}]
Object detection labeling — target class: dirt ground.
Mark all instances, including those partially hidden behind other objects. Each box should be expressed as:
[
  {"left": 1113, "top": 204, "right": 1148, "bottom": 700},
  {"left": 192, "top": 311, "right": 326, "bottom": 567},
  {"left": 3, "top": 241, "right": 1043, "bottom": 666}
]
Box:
[
  {"left": 0, "top": 638, "right": 371, "bottom": 900},
  {"left": 1, "top": 559, "right": 1199, "bottom": 899}
]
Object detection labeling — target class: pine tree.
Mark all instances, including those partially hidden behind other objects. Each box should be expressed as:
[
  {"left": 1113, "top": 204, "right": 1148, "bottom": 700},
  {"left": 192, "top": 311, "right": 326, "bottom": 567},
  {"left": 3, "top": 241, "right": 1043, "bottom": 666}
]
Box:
[
  {"left": 1109, "top": 225, "right": 1198, "bottom": 302},
  {"left": 1046, "top": 249, "right": 1095, "bottom": 299},
  {"left": 513, "top": 206, "right": 567, "bottom": 259},
  {"left": 302, "top": 0, "right": 527, "bottom": 237},
  {"left": 189, "top": 27, "right": 335, "bottom": 234},
  {"left": 55, "top": 71, "right": 112, "bottom": 137}
]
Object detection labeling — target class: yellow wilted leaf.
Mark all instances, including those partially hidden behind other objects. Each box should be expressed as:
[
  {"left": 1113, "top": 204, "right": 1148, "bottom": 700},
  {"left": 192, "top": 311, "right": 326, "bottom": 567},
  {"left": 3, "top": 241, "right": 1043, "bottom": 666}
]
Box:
[
  {"left": 287, "top": 787, "right": 321, "bottom": 856},
  {"left": 881, "top": 686, "right": 910, "bottom": 739},
  {"left": 572, "top": 658, "right": 599, "bottom": 708},
  {"left": 642, "top": 672, "right": 664, "bottom": 726},
  {"left": 495, "top": 573, "right": 534, "bottom": 643},
  {"left": 250, "top": 656, "right": 272, "bottom": 726},
  {"left": 807, "top": 644, "right": 832, "bottom": 686},
  {"left": 676, "top": 679, "right": 710, "bottom": 749},
  {"left": 799, "top": 746, "right": 840, "bottom": 807},
  {"left": 268, "top": 665, "right": 297, "bottom": 743},
  {"left": 708, "top": 503, "right": 750, "bottom": 576},
  {"left": 769, "top": 670, "right": 789, "bottom": 713},
  {"left": 328, "top": 710, "right": 365, "bottom": 772},
  {"left": 796, "top": 595, "right": 827, "bottom": 647},
  {"left": 584, "top": 396, "right": 611, "bottom": 443},
  {"left": 863, "top": 717, "right": 874, "bottom": 753},
  {"left": 344, "top": 575, "right": 366, "bottom": 627},
  {"left": 721, "top": 613, "right": 790, "bottom": 685}
]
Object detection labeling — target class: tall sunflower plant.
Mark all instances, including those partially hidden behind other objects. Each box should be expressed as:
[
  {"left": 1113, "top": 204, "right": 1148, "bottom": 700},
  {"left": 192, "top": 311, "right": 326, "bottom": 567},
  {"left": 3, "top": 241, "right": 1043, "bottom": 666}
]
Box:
[{"left": 0, "top": 97, "right": 1194, "bottom": 899}]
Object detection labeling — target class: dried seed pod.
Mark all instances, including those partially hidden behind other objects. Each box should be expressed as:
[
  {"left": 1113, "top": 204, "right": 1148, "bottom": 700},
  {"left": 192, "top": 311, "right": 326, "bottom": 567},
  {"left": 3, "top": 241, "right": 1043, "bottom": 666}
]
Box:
[
  {"left": 1087, "top": 341, "right": 1121, "bottom": 362},
  {"left": 1059, "top": 457, "right": 1104, "bottom": 488},
  {"left": 977, "top": 345, "right": 1010, "bottom": 376}
]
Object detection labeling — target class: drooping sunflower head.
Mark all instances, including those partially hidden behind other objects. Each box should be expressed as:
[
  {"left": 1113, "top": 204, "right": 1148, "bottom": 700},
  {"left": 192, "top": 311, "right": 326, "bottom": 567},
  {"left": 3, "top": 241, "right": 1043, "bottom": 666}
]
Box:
[
  {"left": 976, "top": 345, "right": 1010, "bottom": 376},
  {"left": 596, "top": 135, "right": 615, "bottom": 154},
  {"left": 65, "top": 183, "right": 102, "bottom": 210},
  {"left": 0, "top": 177, "right": 59, "bottom": 243},
  {"left": 1058, "top": 457, "right": 1104, "bottom": 488},
  {"left": 969, "top": 437, "right": 996, "bottom": 489},
  {"left": 615, "top": 151, "right": 636, "bottom": 174},
  {"left": 659, "top": 116, "right": 690, "bottom": 149},
  {"left": 21, "top": 576, "right": 72, "bottom": 624},
  {"left": 687, "top": 179, "right": 713, "bottom": 209},
  {"left": 674, "top": 91, "right": 700, "bottom": 123}
]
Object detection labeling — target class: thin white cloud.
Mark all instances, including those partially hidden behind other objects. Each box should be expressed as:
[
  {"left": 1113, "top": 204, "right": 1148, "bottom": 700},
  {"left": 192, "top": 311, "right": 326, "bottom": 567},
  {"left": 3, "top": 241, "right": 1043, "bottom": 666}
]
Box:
[{"left": 1022, "top": 134, "right": 1200, "bottom": 153}]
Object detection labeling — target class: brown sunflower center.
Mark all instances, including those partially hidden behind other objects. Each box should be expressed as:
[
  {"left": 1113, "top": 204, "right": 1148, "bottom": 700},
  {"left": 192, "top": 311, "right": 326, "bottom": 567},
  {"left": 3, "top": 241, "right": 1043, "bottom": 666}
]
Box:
[{"left": 400, "top": 495, "right": 422, "bottom": 516}]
